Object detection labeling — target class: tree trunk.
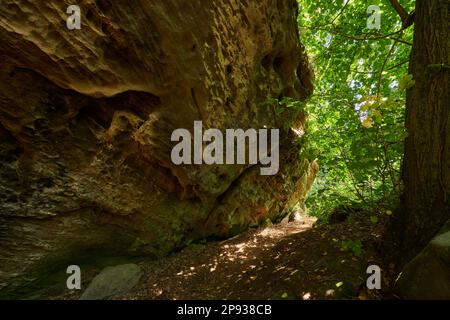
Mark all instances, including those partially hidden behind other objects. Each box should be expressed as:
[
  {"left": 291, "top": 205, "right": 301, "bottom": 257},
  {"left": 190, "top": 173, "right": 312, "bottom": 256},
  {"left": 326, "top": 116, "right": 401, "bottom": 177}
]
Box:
[{"left": 392, "top": 0, "right": 449, "bottom": 262}]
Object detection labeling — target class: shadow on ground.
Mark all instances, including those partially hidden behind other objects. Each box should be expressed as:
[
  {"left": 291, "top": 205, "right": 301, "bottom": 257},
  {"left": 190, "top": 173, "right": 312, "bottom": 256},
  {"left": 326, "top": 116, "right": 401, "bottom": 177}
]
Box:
[{"left": 118, "top": 215, "right": 389, "bottom": 300}]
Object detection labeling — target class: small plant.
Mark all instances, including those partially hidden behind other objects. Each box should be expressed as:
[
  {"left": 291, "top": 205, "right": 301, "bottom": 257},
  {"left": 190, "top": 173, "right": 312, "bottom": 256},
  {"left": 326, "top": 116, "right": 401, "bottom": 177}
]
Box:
[{"left": 341, "top": 239, "right": 363, "bottom": 256}]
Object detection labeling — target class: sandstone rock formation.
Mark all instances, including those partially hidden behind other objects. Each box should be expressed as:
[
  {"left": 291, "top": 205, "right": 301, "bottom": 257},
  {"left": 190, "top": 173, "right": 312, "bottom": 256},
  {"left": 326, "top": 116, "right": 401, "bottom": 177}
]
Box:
[{"left": 0, "top": 0, "right": 316, "bottom": 296}]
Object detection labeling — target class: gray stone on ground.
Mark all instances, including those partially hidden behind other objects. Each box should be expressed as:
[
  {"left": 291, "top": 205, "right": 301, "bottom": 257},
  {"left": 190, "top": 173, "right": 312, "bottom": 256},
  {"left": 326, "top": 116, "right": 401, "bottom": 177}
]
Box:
[
  {"left": 80, "top": 264, "right": 143, "bottom": 300},
  {"left": 395, "top": 220, "right": 450, "bottom": 299}
]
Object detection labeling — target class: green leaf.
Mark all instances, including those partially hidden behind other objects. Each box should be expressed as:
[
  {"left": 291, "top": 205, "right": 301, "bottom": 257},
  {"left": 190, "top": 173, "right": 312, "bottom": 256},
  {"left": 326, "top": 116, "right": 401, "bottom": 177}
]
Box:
[{"left": 399, "top": 74, "right": 416, "bottom": 91}]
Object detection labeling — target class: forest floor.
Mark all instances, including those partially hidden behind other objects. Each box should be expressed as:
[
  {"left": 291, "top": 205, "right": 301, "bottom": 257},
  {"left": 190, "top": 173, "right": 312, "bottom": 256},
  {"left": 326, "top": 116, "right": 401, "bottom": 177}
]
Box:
[
  {"left": 49, "top": 213, "right": 396, "bottom": 300},
  {"left": 118, "top": 214, "right": 394, "bottom": 300}
]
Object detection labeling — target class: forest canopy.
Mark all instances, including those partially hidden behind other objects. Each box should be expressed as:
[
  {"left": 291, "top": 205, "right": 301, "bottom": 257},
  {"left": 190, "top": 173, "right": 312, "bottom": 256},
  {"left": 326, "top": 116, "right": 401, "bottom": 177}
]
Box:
[{"left": 296, "top": 0, "right": 416, "bottom": 220}]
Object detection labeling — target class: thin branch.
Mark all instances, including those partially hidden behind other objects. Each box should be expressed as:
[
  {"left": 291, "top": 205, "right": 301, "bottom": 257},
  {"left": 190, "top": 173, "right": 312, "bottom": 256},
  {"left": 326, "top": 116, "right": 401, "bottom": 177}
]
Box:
[
  {"left": 350, "top": 59, "right": 409, "bottom": 74},
  {"left": 386, "top": 59, "right": 410, "bottom": 71},
  {"left": 389, "top": 37, "right": 412, "bottom": 46},
  {"left": 389, "top": 0, "right": 409, "bottom": 23},
  {"left": 336, "top": 28, "right": 404, "bottom": 41},
  {"left": 389, "top": 0, "right": 415, "bottom": 29},
  {"left": 376, "top": 31, "right": 404, "bottom": 98},
  {"left": 330, "top": 0, "right": 351, "bottom": 25},
  {"left": 299, "top": 24, "right": 410, "bottom": 43},
  {"left": 338, "top": 145, "right": 368, "bottom": 204}
]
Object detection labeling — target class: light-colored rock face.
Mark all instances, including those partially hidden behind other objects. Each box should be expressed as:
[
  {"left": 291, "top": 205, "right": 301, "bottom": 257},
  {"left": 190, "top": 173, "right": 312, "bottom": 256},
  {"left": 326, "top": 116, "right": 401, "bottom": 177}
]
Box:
[{"left": 0, "top": 0, "right": 316, "bottom": 296}]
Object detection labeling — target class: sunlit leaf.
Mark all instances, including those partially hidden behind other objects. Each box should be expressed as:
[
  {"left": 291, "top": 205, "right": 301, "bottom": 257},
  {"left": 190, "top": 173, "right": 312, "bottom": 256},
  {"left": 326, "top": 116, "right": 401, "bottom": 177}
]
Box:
[{"left": 362, "top": 117, "right": 373, "bottom": 128}]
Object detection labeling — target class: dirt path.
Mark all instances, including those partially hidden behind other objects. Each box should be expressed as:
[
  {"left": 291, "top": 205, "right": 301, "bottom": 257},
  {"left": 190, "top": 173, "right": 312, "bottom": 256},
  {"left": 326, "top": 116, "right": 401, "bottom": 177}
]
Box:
[{"left": 121, "top": 215, "right": 388, "bottom": 300}]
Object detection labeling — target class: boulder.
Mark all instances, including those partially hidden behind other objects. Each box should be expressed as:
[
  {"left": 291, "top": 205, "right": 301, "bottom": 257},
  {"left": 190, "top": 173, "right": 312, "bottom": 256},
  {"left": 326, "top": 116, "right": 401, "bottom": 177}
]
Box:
[
  {"left": 0, "top": 0, "right": 316, "bottom": 295},
  {"left": 80, "top": 264, "right": 143, "bottom": 300},
  {"left": 395, "top": 220, "right": 450, "bottom": 299}
]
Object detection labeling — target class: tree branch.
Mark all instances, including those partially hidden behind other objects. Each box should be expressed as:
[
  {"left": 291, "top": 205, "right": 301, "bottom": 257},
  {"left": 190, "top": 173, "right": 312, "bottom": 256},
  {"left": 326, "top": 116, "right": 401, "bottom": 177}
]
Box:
[
  {"left": 389, "top": 0, "right": 409, "bottom": 22},
  {"left": 330, "top": 0, "right": 351, "bottom": 25},
  {"left": 350, "top": 59, "right": 410, "bottom": 75},
  {"left": 389, "top": 0, "right": 415, "bottom": 29},
  {"left": 376, "top": 31, "right": 404, "bottom": 97}
]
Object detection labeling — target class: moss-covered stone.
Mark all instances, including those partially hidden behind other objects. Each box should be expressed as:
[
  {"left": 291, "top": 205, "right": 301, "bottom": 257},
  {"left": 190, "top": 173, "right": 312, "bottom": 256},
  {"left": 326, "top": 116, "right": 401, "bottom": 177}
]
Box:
[{"left": 395, "top": 220, "right": 450, "bottom": 299}]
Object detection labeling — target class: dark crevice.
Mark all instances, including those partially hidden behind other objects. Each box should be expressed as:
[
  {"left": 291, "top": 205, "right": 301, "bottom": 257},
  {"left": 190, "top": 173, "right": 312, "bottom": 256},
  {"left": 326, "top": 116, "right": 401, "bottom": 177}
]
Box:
[{"left": 261, "top": 54, "right": 273, "bottom": 71}]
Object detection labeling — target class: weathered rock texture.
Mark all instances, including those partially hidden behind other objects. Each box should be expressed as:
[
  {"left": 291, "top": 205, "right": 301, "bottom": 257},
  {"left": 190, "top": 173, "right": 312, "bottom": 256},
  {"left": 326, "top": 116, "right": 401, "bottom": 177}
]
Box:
[{"left": 0, "top": 0, "right": 316, "bottom": 295}]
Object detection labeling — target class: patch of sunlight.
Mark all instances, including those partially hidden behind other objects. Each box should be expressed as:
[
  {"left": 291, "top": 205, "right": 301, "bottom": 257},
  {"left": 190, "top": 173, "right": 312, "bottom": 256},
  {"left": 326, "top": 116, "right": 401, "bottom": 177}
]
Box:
[
  {"left": 150, "top": 288, "right": 163, "bottom": 296},
  {"left": 183, "top": 272, "right": 197, "bottom": 277},
  {"left": 302, "top": 292, "right": 311, "bottom": 300},
  {"left": 291, "top": 127, "right": 305, "bottom": 137},
  {"left": 290, "top": 269, "right": 299, "bottom": 276},
  {"left": 326, "top": 289, "right": 335, "bottom": 297},
  {"left": 258, "top": 228, "right": 284, "bottom": 238},
  {"left": 236, "top": 243, "right": 247, "bottom": 253},
  {"left": 274, "top": 265, "right": 286, "bottom": 272}
]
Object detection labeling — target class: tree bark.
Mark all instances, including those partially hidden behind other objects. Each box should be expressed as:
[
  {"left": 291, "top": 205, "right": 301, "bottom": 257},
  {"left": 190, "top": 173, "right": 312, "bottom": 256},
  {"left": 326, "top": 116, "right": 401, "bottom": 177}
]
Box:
[{"left": 392, "top": 0, "right": 449, "bottom": 263}]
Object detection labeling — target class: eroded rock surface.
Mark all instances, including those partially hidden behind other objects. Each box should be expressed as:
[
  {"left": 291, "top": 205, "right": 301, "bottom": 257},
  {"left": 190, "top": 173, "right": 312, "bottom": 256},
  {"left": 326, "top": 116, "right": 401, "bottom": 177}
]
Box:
[{"left": 0, "top": 0, "right": 316, "bottom": 295}]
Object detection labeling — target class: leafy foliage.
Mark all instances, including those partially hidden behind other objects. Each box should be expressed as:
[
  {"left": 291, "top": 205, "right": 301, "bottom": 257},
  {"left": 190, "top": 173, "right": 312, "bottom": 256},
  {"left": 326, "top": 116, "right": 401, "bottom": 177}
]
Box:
[
  {"left": 341, "top": 239, "right": 363, "bottom": 256},
  {"left": 296, "top": 0, "right": 415, "bottom": 219}
]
